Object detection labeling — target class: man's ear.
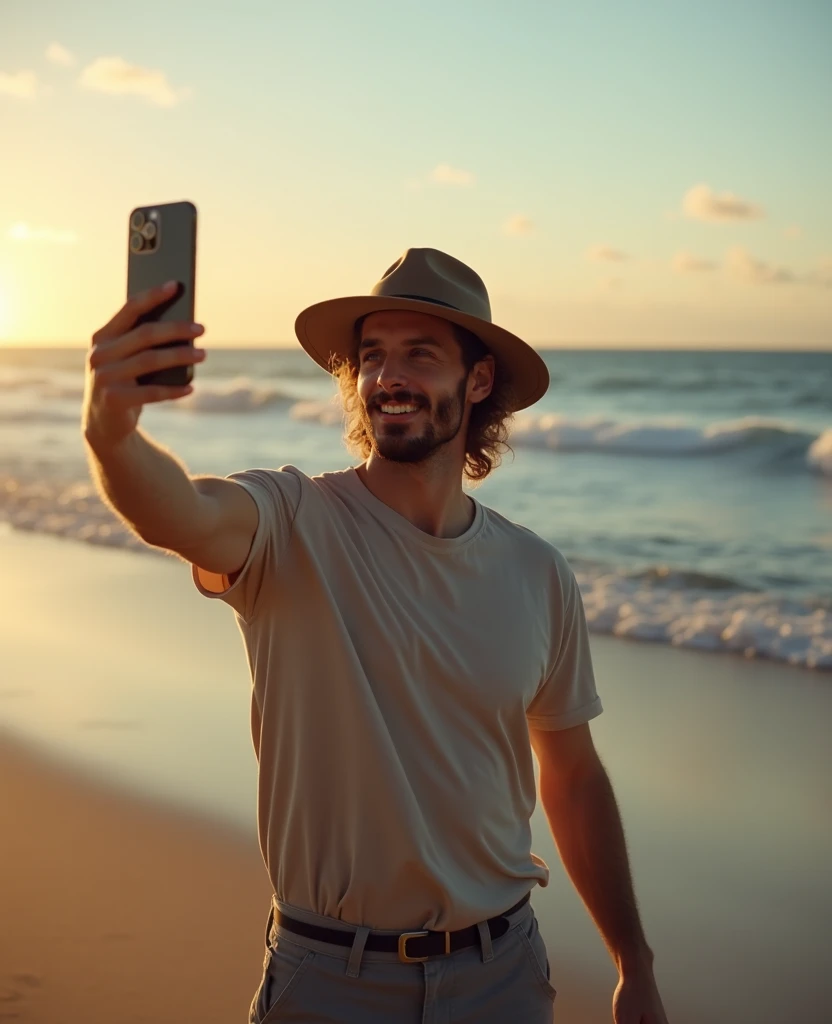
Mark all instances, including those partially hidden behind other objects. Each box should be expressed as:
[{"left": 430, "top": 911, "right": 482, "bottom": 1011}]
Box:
[{"left": 468, "top": 354, "right": 495, "bottom": 405}]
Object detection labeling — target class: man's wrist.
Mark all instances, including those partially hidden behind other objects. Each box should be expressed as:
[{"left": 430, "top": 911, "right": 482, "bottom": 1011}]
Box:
[{"left": 615, "top": 943, "right": 655, "bottom": 976}]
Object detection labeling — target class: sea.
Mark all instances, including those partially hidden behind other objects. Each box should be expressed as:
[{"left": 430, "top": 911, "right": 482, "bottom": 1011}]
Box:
[{"left": 1, "top": 345, "right": 830, "bottom": 671}]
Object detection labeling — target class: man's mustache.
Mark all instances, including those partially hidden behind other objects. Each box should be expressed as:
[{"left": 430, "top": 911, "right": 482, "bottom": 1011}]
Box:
[{"left": 367, "top": 392, "right": 428, "bottom": 412}]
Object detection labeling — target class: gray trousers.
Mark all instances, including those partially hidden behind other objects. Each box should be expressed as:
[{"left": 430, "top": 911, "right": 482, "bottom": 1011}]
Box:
[{"left": 249, "top": 894, "right": 556, "bottom": 1022}]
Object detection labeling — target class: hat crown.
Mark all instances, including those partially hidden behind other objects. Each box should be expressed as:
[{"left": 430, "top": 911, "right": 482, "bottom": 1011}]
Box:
[{"left": 371, "top": 248, "right": 493, "bottom": 324}]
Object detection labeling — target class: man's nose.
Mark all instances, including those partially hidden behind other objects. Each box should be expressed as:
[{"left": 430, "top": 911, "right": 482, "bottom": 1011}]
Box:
[{"left": 376, "top": 356, "right": 408, "bottom": 392}]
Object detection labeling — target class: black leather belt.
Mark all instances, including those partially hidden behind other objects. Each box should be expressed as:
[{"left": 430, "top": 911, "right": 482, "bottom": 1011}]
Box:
[{"left": 276, "top": 891, "right": 530, "bottom": 964}]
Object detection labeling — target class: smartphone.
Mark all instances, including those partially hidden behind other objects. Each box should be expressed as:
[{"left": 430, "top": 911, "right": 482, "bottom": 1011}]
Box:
[{"left": 126, "top": 200, "right": 197, "bottom": 387}]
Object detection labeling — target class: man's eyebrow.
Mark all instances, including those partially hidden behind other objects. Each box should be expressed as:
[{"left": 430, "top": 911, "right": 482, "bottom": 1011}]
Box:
[{"left": 357, "top": 336, "right": 444, "bottom": 352}]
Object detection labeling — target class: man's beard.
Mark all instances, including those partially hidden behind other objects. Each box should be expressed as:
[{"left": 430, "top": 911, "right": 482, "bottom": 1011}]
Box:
[{"left": 362, "top": 375, "right": 468, "bottom": 465}]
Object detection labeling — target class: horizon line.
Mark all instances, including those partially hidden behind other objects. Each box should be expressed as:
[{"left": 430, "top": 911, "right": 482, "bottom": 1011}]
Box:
[{"left": 1, "top": 341, "right": 830, "bottom": 354}]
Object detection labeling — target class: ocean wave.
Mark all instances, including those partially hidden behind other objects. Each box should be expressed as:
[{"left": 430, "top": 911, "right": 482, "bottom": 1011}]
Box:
[
  {"left": 510, "top": 413, "right": 822, "bottom": 465},
  {"left": 289, "top": 399, "right": 345, "bottom": 427},
  {"left": 175, "top": 377, "right": 296, "bottom": 413},
  {"left": 0, "top": 408, "right": 81, "bottom": 424},
  {"left": 0, "top": 471, "right": 829, "bottom": 670},
  {"left": 807, "top": 429, "right": 832, "bottom": 478},
  {"left": 577, "top": 566, "right": 831, "bottom": 670}
]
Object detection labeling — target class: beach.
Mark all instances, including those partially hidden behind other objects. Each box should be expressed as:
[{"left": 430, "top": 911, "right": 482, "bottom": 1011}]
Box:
[{"left": 2, "top": 527, "right": 831, "bottom": 1023}]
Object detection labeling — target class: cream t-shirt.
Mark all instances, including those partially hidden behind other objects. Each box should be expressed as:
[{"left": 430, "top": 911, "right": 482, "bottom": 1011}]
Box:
[{"left": 192, "top": 465, "right": 602, "bottom": 931}]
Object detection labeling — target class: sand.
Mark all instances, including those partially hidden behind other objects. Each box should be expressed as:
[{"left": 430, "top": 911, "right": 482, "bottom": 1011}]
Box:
[
  {"left": 0, "top": 730, "right": 271, "bottom": 1023},
  {"left": 1, "top": 527, "right": 831, "bottom": 1023}
]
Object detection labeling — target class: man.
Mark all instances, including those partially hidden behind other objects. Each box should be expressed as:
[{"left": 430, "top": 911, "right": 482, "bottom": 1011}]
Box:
[{"left": 83, "top": 248, "right": 669, "bottom": 1023}]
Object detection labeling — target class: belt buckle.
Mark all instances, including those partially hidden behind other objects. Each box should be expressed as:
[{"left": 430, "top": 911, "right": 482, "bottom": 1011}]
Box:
[
  {"left": 398, "top": 929, "right": 452, "bottom": 963},
  {"left": 398, "top": 930, "right": 429, "bottom": 963}
]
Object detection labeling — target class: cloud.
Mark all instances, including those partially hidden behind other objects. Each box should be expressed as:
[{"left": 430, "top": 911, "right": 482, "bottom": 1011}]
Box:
[
  {"left": 683, "top": 184, "right": 763, "bottom": 223},
  {"left": 46, "top": 43, "right": 76, "bottom": 67},
  {"left": 672, "top": 251, "right": 717, "bottom": 274},
  {"left": 784, "top": 224, "right": 802, "bottom": 240},
  {"left": 0, "top": 70, "right": 38, "bottom": 99},
  {"left": 8, "top": 222, "right": 78, "bottom": 244},
  {"left": 587, "top": 245, "right": 629, "bottom": 263},
  {"left": 79, "top": 56, "right": 191, "bottom": 107},
  {"left": 429, "top": 163, "right": 475, "bottom": 186},
  {"left": 503, "top": 215, "right": 535, "bottom": 236},
  {"left": 725, "top": 247, "right": 795, "bottom": 285}
]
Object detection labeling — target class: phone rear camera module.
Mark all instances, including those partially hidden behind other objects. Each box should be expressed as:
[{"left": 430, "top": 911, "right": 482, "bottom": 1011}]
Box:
[
  {"left": 140, "top": 221, "right": 157, "bottom": 240},
  {"left": 130, "top": 232, "right": 145, "bottom": 253},
  {"left": 130, "top": 210, "right": 146, "bottom": 231}
]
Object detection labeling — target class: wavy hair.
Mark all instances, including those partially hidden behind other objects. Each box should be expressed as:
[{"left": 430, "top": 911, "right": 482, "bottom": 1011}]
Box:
[{"left": 329, "top": 317, "right": 515, "bottom": 485}]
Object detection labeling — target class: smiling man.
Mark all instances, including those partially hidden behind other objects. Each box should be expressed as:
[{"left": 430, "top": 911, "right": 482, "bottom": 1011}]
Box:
[{"left": 83, "top": 248, "right": 669, "bottom": 1023}]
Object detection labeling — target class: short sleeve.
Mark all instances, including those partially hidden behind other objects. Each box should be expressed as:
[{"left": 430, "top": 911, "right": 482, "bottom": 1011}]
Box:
[
  {"left": 526, "top": 554, "right": 603, "bottom": 731},
  {"left": 191, "top": 466, "right": 303, "bottom": 622}
]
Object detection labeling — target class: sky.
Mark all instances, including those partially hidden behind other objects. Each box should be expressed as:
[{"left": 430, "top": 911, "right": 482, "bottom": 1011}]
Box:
[{"left": 1, "top": 0, "right": 831, "bottom": 349}]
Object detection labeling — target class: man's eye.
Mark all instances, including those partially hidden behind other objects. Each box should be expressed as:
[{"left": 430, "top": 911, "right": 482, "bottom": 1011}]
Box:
[
  {"left": 361, "top": 351, "right": 380, "bottom": 362},
  {"left": 411, "top": 348, "right": 432, "bottom": 357}
]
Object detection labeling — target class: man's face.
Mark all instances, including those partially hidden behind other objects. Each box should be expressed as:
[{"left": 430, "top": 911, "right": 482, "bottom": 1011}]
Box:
[{"left": 356, "top": 310, "right": 472, "bottom": 465}]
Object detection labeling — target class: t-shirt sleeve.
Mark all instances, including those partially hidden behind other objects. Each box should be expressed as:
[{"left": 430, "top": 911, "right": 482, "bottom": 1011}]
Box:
[
  {"left": 191, "top": 466, "right": 303, "bottom": 622},
  {"left": 526, "top": 552, "right": 603, "bottom": 731}
]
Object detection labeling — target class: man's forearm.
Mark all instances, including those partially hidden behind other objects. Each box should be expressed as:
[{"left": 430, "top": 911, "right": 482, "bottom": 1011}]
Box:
[
  {"left": 85, "top": 427, "right": 204, "bottom": 550},
  {"left": 540, "top": 768, "right": 654, "bottom": 975}
]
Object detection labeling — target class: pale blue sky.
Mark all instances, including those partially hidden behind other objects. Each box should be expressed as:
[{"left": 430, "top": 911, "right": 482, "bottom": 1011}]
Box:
[{"left": 2, "top": 0, "right": 830, "bottom": 346}]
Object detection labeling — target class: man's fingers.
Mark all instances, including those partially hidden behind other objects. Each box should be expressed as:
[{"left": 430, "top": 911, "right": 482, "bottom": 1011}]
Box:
[
  {"left": 104, "top": 383, "right": 194, "bottom": 408},
  {"left": 88, "top": 321, "right": 204, "bottom": 370},
  {"left": 103, "top": 342, "right": 206, "bottom": 384},
  {"left": 91, "top": 280, "right": 180, "bottom": 346}
]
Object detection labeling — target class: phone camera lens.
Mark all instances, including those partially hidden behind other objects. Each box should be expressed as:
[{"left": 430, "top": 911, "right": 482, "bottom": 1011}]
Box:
[
  {"left": 130, "top": 210, "right": 146, "bottom": 231},
  {"left": 141, "top": 221, "right": 157, "bottom": 240},
  {"left": 130, "top": 232, "right": 144, "bottom": 253}
]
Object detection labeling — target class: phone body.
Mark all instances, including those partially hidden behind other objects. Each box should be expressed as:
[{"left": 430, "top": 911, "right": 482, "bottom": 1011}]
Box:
[{"left": 126, "top": 200, "right": 197, "bottom": 386}]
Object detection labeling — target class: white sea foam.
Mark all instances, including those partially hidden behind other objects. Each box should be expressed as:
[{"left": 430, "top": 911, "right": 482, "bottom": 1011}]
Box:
[
  {"left": 509, "top": 413, "right": 824, "bottom": 471},
  {"left": 806, "top": 429, "right": 832, "bottom": 478},
  {"left": 510, "top": 412, "right": 815, "bottom": 455},
  {"left": 577, "top": 568, "right": 832, "bottom": 670}
]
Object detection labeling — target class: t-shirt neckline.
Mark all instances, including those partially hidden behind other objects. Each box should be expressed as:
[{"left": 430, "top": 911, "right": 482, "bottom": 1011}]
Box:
[{"left": 341, "top": 466, "right": 484, "bottom": 551}]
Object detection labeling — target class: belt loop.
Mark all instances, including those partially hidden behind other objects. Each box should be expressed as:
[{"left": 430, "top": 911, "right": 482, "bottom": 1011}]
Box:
[
  {"left": 265, "top": 897, "right": 277, "bottom": 948},
  {"left": 476, "top": 920, "right": 494, "bottom": 963},
  {"left": 346, "top": 925, "right": 370, "bottom": 978}
]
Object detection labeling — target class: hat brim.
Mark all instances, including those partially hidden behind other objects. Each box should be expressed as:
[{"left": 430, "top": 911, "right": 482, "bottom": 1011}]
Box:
[{"left": 294, "top": 296, "right": 549, "bottom": 412}]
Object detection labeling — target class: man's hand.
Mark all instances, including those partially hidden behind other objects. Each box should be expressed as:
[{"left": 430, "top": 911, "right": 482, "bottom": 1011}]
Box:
[
  {"left": 613, "top": 967, "right": 670, "bottom": 1024},
  {"left": 83, "top": 281, "right": 205, "bottom": 450}
]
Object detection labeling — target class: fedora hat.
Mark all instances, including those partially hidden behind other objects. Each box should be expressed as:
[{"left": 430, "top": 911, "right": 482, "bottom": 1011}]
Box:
[{"left": 294, "top": 248, "right": 549, "bottom": 411}]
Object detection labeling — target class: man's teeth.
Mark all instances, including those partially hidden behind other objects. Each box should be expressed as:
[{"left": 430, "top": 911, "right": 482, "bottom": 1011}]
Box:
[{"left": 380, "top": 404, "right": 419, "bottom": 414}]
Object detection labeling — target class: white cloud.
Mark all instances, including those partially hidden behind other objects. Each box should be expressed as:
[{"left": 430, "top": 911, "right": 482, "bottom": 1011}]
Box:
[
  {"left": 46, "top": 43, "right": 76, "bottom": 67},
  {"left": 0, "top": 70, "right": 38, "bottom": 99},
  {"left": 429, "top": 163, "right": 475, "bottom": 186},
  {"left": 79, "top": 56, "right": 191, "bottom": 107},
  {"left": 672, "top": 251, "right": 717, "bottom": 274},
  {"left": 725, "top": 247, "right": 795, "bottom": 285},
  {"left": 587, "top": 245, "right": 629, "bottom": 263},
  {"left": 683, "top": 184, "right": 763, "bottom": 223},
  {"left": 8, "top": 222, "right": 78, "bottom": 244},
  {"left": 503, "top": 215, "right": 535, "bottom": 236}
]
